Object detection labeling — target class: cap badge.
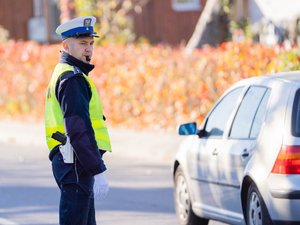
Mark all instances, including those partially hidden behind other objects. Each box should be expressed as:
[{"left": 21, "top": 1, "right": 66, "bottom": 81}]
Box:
[{"left": 84, "top": 18, "right": 92, "bottom": 27}]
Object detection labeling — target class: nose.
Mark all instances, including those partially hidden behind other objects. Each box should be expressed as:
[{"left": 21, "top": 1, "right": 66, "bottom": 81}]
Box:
[{"left": 85, "top": 45, "right": 93, "bottom": 53}]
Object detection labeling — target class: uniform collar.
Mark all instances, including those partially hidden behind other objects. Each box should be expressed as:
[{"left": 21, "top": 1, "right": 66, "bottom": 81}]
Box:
[{"left": 60, "top": 51, "right": 94, "bottom": 75}]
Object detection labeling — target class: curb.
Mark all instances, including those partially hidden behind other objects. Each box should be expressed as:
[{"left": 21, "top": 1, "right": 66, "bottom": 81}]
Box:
[{"left": 0, "top": 120, "right": 183, "bottom": 163}]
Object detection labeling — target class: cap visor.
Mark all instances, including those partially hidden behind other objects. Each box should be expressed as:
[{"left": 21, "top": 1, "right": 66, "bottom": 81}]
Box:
[{"left": 72, "top": 32, "right": 98, "bottom": 38}]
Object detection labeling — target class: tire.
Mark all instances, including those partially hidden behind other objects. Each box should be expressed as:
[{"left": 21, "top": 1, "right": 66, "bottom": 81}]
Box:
[
  {"left": 174, "top": 165, "right": 209, "bottom": 225},
  {"left": 246, "top": 183, "right": 273, "bottom": 225}
]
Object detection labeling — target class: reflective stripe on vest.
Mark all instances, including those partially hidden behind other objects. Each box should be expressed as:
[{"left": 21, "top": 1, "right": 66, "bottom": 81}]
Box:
[{"left": 45, "top": 63, "right": 111, "bottom": 152}]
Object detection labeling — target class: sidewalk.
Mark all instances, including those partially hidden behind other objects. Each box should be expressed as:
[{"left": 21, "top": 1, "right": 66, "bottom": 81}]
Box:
[{"left": 0, "top": 119, "right": 184, "bottom": 163}]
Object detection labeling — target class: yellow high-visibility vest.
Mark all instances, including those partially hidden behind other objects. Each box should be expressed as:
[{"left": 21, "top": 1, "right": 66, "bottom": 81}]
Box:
[{"left": 45, "top": 63, "right": 111, "bottom": 152}]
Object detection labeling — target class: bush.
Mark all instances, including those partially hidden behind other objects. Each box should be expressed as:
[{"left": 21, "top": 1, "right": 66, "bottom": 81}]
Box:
[{"left": 0, "top": 40, "right": 298, "bottom": 130}]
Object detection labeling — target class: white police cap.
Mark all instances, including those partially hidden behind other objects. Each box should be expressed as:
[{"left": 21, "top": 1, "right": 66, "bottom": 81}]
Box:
[{"left": 56, "top": 16, "right": 99, "bottom": 40}]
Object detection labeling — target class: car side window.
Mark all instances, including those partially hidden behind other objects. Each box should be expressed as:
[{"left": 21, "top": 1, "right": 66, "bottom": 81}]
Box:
[
  {"left": 205, "top": 87, "right": 243, "bottom": 138},
  {"left": 250, "top": 90, "right": 270, "bottom": 138},
  {"left": 230, "top": 86, "right": 270, "bottom": 139},
  {"left": 292, "top": 89, "right": 300, "bottom": 136}
]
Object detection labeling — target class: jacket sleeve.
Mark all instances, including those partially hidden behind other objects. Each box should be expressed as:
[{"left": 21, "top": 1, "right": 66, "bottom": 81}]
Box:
[{"left": 56, "top": 71, "right": 106, "bottom": 176}]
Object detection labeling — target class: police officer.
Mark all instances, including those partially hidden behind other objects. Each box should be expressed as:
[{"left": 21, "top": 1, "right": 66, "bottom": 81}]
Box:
[{"left": 45, "top": 16, "right": 111, "bottom": 225}]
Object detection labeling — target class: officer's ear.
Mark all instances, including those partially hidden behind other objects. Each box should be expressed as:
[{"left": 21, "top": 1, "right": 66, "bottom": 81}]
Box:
[{"left": 62, "top": 39, "right": 69, "bottom": 52}]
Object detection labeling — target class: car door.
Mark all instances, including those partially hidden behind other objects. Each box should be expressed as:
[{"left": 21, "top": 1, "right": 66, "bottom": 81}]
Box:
[
  {"left": 192, "top": 87, "right": 245, "bottom": 212},
  {"left": 215, "top": 86, "right": 271, "bottom": 219}
]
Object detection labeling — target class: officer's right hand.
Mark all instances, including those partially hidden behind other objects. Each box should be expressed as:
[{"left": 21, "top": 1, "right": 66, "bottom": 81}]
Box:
[{"left": 93, "top": 172, "right": 109, "bottom": 200}]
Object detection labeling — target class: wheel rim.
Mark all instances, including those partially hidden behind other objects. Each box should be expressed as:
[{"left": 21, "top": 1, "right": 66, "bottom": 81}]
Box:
[
  {"left": 175, "top": 174, "right": 190, "bottom": 221},
  {"left": 248, "top": 191, "right": 262, "bottom": 225}
]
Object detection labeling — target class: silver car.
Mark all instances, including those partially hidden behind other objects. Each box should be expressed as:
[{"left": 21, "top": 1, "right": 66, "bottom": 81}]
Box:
[{"left": 173, "top": 71, "right": 300, "bottom": 225}]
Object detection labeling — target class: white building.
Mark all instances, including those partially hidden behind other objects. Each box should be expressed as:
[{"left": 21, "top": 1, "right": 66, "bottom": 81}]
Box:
[{"left": 233, "top": 0, "right": 300, "bottom": 45}]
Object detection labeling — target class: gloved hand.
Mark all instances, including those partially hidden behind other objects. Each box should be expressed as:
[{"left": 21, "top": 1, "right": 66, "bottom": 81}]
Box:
[{"left": 93, "top": 172, "right": 109, "bottom": 201}]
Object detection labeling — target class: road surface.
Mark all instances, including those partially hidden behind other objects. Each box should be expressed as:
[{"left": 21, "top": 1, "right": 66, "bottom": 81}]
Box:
[{"left": 0, "top": 120, "right": 227, "bottom": 225}]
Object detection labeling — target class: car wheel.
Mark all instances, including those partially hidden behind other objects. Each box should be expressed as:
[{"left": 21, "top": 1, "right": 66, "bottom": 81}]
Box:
[
  {"left": 174, "top": 165, "right": 209, "bottom": 225},
  {"left": 246, "top": 183, "right": 273, "bottom": 225}
]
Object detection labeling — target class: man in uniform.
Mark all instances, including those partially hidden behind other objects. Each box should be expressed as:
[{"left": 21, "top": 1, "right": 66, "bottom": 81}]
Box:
[{"left": 44, "top": 16, "right": 111, "bottom": 225}]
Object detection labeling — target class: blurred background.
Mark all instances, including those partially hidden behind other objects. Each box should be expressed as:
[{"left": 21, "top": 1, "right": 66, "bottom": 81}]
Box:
[
  {"left": 0, "top": 0, "right": 300, "bottom": 131},
  {"left": 0, "top": 1, "right": 300, "bottom": 224}
]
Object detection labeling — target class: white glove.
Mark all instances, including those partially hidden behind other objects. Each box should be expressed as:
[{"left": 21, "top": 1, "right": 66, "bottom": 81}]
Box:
[{"left": 93, "top": 173, "right": 109, "bottom": 201}]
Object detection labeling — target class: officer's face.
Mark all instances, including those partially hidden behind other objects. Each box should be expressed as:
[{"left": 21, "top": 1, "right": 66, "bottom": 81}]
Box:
[{"left": 63, "top": 37, "right": 94, "bottom": 64}]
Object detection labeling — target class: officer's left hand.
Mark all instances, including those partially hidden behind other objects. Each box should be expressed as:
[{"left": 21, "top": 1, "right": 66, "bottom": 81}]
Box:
[{"left": 93, "top": 172, "right": 109, "bottom": 201}]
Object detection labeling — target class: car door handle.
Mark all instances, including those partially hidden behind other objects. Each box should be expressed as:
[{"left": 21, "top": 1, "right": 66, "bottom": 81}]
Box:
[
  {"left": 212, "top": 148, "right": 218, "bottom": 156},
  {"left": 241, "top": 149, "right": 250, "bottom": 158}
]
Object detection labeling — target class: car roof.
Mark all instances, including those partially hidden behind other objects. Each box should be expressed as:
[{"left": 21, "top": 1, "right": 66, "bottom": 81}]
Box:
[
  {"left": 233, "top": 70, "right": 300, "bottom": 88},
  {"left": 271, "top": 70, "right": 300, "bottom": 82}
]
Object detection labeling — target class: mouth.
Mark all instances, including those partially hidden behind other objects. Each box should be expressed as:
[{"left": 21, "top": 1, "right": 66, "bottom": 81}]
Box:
[{"left": 85, "top": 56, "right": 91, "bottom": 62}]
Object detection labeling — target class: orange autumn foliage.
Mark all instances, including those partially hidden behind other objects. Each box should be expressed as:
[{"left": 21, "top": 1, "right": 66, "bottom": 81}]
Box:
[{"left": 0, "top": 40, "right": 297, "bottom": 130}]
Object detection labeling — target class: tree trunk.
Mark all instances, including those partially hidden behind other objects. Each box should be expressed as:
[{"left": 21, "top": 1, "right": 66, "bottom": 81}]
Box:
[
  {"left": 185, "top": 0, "right": 229, "bottom": 55},
  {"left": 60, "top": 0, "right": 76, "bottom": 22}
]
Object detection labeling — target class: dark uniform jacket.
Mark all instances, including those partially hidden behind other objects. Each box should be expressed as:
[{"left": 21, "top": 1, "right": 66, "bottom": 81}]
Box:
[{"left": 49, "top": 51, "right": 106, "bottom": 176}]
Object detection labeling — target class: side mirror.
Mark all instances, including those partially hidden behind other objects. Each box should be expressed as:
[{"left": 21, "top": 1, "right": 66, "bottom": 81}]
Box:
[{"left": 178, "top": 122, "right": 197, "bottom": 135}]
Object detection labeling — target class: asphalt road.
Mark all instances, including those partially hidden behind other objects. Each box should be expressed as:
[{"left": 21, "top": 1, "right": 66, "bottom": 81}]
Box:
[{"left": 0, "top": 120, "right": 227, "bottom": 225}]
